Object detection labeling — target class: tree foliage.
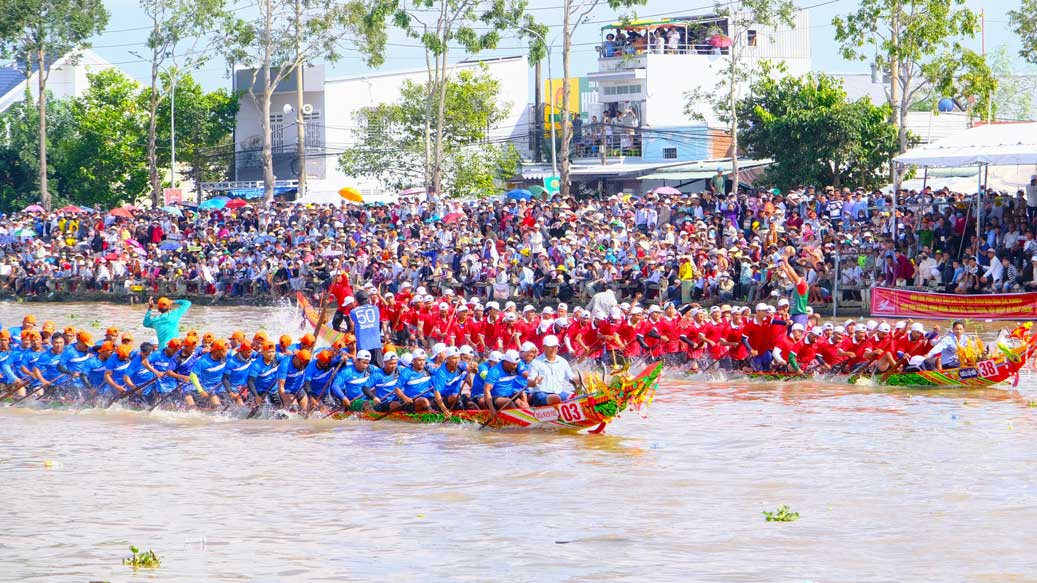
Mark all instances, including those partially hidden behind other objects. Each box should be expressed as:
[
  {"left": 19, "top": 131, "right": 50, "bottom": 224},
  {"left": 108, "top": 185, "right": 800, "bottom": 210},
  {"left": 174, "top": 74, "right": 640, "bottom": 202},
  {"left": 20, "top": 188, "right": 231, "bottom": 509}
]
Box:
[
  {"left": 154, "top": 72, "right": 239, "bottom": 186},
  {"left": 737, "top": 65, "right": 900, "bottom": 190},
  {"left": 1008, "top": 0, "right": 1037, "bottom": 66},
  {"left": 338, "top": 67, "right": 519, "bottom": 197}
]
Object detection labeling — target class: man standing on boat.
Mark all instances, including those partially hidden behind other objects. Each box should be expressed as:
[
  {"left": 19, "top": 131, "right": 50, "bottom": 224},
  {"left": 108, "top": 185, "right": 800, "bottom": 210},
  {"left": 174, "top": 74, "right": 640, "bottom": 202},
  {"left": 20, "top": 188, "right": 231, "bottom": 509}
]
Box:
[
  {"left": 779, "top": 248, "right": 817, "bottom": 327},
  {"left": 143, "top": 297, "right": 191, "bottom": 349},
  {"left": 350, "top": 290, "right": 384, "bottom": 368},
  {"left": 328, "top": 271, "right": 354, "bottom": 332}
]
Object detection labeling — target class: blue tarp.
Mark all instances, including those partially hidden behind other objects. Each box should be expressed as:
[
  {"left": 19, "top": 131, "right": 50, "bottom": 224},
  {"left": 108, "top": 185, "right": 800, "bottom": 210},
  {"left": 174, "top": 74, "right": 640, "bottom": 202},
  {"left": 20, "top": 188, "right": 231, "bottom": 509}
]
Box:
[{"left": 228, "top": 187, "right": 294, "bottom": 199}]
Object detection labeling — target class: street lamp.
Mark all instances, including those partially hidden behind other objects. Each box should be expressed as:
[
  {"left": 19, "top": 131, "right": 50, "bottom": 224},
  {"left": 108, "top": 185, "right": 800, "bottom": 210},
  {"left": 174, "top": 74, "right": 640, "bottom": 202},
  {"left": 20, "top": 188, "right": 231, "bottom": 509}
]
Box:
[{"left": 521, "top": 26, "right": 556, "bottom": 177}]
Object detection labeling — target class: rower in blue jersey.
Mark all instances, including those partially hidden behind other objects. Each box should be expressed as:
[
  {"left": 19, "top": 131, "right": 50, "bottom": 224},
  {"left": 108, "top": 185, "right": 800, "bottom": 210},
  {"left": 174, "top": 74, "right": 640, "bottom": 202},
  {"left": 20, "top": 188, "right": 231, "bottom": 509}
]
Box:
[
  {"left": 364, "top": 352, "right": 401, "bottom": 412},
  {"left": 146, "top": 339, "right": 185, "bottom": 398},
  {"left": 349, "top": 290, "right": 384, "bottom": 367},
  {"left": 8, "top": 314, "right": 38, "bottom": 348},
  {"left": 32, "top": 334, "right": 67, "bottom": 393},
  {"left": 397, "top": 348, "right": 432, "bottom": 411},
  {"left": 276, "top": 349, "right": 311, "bottom": 409},
  {"left": 0, "top": 330, "right": 20, "bottom": 385},
  {"left": 430, "top": 346, "right": 467, "bottom": 415},
  {"left": 470, "top": 351, "right": 502, "bottom": 409},
  {"left": 59, "top": 331, "right": 96, "bottom": 389},
  {"left": 86, "top": 343, "right": 116, "bottom": 389},
  {"left": 328, "top": 349, "right": 372, "bottom": 411},
  {"left": 479, "top": 349, "right": 530, "bottom": 412},
  {"left": 102, "top": 344, "right": 136, "bottom": 396},
  {"left": 17, "top": 332, "right": 45, "bottom": 388},
  {"left": 188, "top": 339, "right": 237, "bottom": 409},
  {"left": 174, "top": 338, "right": 201, "bottom": 379},
  {"left": 223, "top": 342, "right": 254, "bottom": 399},
  {"left": 288, "top": 333, "right": 316, "bottom": 357},
  {"left": 124, "top": 343, "right": 157, "bottom": 400},
  {"left": 302, "top": 348, "right": 340, "bottom": 408},
  {"left": 248, "top": 341, "right": 282, "bottom": 406}
]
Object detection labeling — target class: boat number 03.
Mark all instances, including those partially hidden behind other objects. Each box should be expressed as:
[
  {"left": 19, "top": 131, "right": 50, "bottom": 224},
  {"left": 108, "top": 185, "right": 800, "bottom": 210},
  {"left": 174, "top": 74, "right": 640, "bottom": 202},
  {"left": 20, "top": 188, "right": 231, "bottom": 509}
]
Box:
[
  {"left": 558, "top": 402, "right": 585, "bottom": 423},
  {"left": 977, "top": 360, "right": 997, "bottom": 377}
]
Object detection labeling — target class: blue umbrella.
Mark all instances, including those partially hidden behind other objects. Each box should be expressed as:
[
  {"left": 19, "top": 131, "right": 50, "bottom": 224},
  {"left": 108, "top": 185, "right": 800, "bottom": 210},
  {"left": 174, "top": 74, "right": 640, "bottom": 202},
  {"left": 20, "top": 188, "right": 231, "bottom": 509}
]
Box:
[
  {"left": 161, "top": 205, "right": 183, "bottom": 217},
  {"left": 254, "top": 235, "right": 276, "bottom": 244},
  {"left": 199, "top": 197, "right": 229, "bottom": 210},
  {"left": 78, "top": 206, "right": 95, "bottom": 213},
  {"left": 159, "top": 241, "right": 181, "bottom": 251},
  {"left": 506, "top": 188, "right": 532, "bottom": 201}
]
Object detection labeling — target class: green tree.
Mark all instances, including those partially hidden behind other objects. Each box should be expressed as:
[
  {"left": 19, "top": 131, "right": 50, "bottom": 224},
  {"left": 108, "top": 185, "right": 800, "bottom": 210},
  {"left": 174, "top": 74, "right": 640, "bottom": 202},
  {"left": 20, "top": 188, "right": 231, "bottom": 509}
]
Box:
[
  {"left": 52, "top": 69, "right": 150, "bottom": 207},
  {"left": 338, "top": 67, "right": 519, "bottom": 197},
  {"left": 137, "top": 0, "right": 227, "bottom": 208},
  {"left": 363, "top": 0, "right": 525, "bottom": 197},
  {"left": 1008, "top": 0, "right": 1037, "bottom": 65},
  {"left": 833, "top": 0, "right": 979, "bottom": 154},
  {"left": 153, "top": 73, "right": 239, "bottom": 195},
  {"left": 737, "top": 65, "right": 900, "bottom": 190},
  {"left": 0, "top": 0, "right": 110, "bottom": 209},
  {"left": 0, "top": 90, "right": 78, "bottom": 211}
]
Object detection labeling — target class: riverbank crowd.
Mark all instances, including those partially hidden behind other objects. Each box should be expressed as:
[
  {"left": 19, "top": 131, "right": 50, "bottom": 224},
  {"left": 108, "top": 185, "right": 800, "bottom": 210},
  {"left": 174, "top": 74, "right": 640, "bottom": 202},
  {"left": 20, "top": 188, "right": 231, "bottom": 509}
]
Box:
[{"left": 1, "top": 183, "right": 1036, "bottom": 305}]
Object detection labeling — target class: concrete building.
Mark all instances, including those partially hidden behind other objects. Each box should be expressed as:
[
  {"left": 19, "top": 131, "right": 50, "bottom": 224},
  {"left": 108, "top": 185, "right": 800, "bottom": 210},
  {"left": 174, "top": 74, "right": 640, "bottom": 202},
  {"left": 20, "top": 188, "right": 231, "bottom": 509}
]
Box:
[
  {"left": 228, "top": 56, "right": 532, "bottom": 202},
  {"left": 0, "top": 49, "right": 114, "bottom": 113}
]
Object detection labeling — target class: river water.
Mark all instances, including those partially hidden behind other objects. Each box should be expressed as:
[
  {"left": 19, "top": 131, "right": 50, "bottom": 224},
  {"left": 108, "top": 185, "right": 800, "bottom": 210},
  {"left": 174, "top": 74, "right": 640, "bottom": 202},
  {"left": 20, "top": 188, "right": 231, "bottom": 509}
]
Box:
[{"left": 1, "top": 302, "right": 1036, "bottom": 582}]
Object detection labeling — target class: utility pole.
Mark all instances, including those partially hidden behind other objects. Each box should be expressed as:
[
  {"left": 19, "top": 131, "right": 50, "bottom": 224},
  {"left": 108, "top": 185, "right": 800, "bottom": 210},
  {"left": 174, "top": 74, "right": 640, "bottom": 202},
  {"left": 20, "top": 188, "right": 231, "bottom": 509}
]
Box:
[
  {"left": 534, "top": 60, "right": 543, "bottom": 163},
  {"left": 294, "top": 0, "right": 307, "bottom": 199},
  {"left": 170, "top": 68, "right": 177, "bottom": 196}
]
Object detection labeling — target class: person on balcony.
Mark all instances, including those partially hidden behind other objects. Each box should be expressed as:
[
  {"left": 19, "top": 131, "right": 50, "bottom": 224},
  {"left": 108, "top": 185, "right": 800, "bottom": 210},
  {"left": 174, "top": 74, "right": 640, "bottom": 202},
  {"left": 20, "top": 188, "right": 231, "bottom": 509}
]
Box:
[{"left": 601, "top": 33, "right": 616, "bottom": 57}]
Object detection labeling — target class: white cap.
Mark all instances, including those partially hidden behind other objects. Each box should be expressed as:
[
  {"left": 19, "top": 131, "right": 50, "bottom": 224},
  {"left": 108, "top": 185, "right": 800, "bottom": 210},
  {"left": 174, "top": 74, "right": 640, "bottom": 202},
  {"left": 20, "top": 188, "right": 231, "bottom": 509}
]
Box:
[
  {"left": 400, "top": 352, "right": 414, "bottom": 366},
  {"left": 417, "top": 286, "right": 427, "bottom": 295},
  {"left": 423, "top": 294, "right": 435, "bottom": 302},
  {"left": 765, "top": 305, "right": 776, "bottom": 313},
  {"left": 443, "top": 346, "right": 460, "bottom": 358},
  {"left": 610, "top": 307, "right": 623, "bottom": 319},
  {"left": 356, "top": 350, "right": 372, "bottom": 361},
  {"left": 709, "top": 306, "right": 720, "bottom": 314},
  {"left": 866, "top": 320, "right": 878, "bottom": 331},
  {"left": 384, "top": 352, "right": 399, "bottom": 362},
  {"left": 557, "top": 303, "right": 568, "bottom": 311},
  {"left": 878, "top": 323, "right": 891, "bottom": 333},
  {"left": 756, "top": 303, "right": 768, "bottom": 312},
  {"left": 791, "top": 323, "right": 805, "bottom": 332},
  {"left": 503, "top": 349, "right": 521, "bottom": 364},
  {"left": 594, "top": 310, "right": 607, "bottom": 320},
  {"left": 432, "top": 342, "right": 446, "bottom": 355},
  {"left": 823, "top": 323, "right": 834, "bottom": 330},
  {"left": 543, "top": 335, "right": 559, "bottom": 347},
  {"left": 459, "top": 345, "right": 475, "bottom": 356},
  {"left": 504, "top": 301, "right": 517, "bottom": 310},
  {"left": 411, "top": 348, "right": 427, "bottom": 360},
  {"left": 555, "top": 317, "right": 568, "bottom": 326},
  {"left": 344, "top": 296, "right": 354, "bottom": 304},
  {"left": 402, "top": 282, "right": 412, "bottom": 288},
  {"left": 488, "top": 350, "right": 503, "bottom": 362},
  {"left": 444, "top": 289, "right": 455, "bottom": 296},
  {"left": 456, "top": 304, "right": 469, "bottom": 312},
  {"left": 805, "top": 306, "right": 814, "bottom": 315},
  {"left": 486, "top": 301, "right": 500, "bottom": 310},
  {"left": 542, "top": 306, "right": 555, "bottom": 315},
  {"left": 834, "top": 326, "right": 846, "bottom": 334},
  {"left": 895, "top": 321, "right": 906, "bottom": 329},
  {"left": 520, "top": 341, "right": 538, "bottom": 353},
  {"left": 910, "top": 322, "right": 925, "bottom": 333},
  {"left": 620, "top": 302, "right": 631, "bottom": 311},
  {"left": 438, "top": 302, "right": 449, "bottom": 310},
  {"left": 810, "top": 326, "right": 823, "bottom": 336},
  {"left": 648, "top": 305, "right": 662, "bottom": 313},
  {"left": 778, "top": 298, "right": 790, "bottom": 307},
  {"left": 504, "top": 313, "right": 517, "bottom": 321},
  {"left": 844, "top": 319, "right": 856, "bottom": 327},
  {"left": 631, "top": 307, "right": 644, "bottom": 315},
  {"left": 523, "top": 304, "right": 535, "bottom": 312}
]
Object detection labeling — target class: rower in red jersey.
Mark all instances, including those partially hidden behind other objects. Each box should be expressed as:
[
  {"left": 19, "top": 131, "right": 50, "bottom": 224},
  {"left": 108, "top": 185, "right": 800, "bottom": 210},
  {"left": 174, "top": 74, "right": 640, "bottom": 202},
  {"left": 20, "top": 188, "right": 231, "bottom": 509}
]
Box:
[{"left": 771, "top": 323, "right": 806, "bottom": 372}]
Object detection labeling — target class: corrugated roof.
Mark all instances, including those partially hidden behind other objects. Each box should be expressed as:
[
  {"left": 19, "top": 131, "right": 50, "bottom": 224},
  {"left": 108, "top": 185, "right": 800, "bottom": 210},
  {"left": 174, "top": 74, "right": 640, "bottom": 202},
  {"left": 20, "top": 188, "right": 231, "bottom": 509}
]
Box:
[{"left": 0, "top": 67, "right": 26, "bottom": 102}]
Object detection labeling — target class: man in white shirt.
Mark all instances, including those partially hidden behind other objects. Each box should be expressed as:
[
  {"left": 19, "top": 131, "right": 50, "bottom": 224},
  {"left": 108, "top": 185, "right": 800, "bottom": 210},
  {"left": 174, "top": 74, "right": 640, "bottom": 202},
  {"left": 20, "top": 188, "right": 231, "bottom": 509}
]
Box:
[
  {"left": 529, "top": 335, "right": 578, "bottom": 404},
  {"left": 1025, "top": 176, "right": 1037, "bottom": 221}
]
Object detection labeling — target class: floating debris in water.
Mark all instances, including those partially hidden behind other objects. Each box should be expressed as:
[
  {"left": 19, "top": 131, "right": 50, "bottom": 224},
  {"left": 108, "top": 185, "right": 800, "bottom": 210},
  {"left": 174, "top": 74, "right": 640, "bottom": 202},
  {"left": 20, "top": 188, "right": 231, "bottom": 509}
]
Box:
[
  {"left": 123, "top": 546, "right": 160, "bottom": 569},
  {"left": 763, "top": 505, "right": 800, "bottom": 522}
]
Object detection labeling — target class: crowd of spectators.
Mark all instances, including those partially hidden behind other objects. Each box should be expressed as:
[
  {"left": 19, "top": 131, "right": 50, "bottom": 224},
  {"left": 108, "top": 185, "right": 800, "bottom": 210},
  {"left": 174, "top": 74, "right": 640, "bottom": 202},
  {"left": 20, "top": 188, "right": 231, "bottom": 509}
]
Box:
[{"left": 0, "top": 180, "right": 1035, "bottom": 306}]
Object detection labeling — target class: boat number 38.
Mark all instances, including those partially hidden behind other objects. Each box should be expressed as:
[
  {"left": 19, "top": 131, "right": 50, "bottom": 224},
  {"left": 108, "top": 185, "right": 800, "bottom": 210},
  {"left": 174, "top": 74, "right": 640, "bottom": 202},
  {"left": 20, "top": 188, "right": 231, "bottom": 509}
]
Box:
[
  {"left": 558, "top": 402, "right": 585, "bottom": 423},
  {"left": 977, "top": 360, "right": 998, "bottom": 377}
]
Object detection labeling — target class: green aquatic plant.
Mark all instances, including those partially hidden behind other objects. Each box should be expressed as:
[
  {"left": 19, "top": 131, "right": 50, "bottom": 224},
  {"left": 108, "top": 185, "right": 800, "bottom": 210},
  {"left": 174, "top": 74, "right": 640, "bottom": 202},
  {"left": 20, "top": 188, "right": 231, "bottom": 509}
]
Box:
[
  {"left": 763, "top": 505, "right": 800, "bottom": 522},
  {"left": 122, "top": 546, "right": 160, "bottom": 569},
  {"left": 89, "top": 319, "right": 102, "bottom": 329},
  {"left": 1028, "top": 401, "right": 1037, "bottom": 408}
]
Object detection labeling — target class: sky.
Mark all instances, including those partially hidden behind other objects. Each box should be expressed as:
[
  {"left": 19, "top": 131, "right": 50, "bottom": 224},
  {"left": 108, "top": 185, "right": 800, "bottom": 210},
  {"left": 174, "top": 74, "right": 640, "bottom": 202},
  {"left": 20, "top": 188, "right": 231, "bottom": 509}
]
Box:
[{"left": 89, "top": 0, "right": 1027, "bottom": 92}]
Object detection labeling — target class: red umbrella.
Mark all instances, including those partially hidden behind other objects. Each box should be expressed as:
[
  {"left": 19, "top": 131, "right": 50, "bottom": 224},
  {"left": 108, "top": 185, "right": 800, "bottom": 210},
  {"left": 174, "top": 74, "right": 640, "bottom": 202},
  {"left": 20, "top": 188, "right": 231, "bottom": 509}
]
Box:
[
  {"left": 57, "top": 205, "right": 83, "bottom": 214},
  {"left": 109, "top": 207, "right": 133, "bottom": 219},
  {"left": 709, "top": 34, "right": 732, "bottom": 48},
  {"left": 443, "top": 212, "right": 465, "bottom": 224},
  {"left": 225, "top": 198, "right": 248, "bottom": 209}
]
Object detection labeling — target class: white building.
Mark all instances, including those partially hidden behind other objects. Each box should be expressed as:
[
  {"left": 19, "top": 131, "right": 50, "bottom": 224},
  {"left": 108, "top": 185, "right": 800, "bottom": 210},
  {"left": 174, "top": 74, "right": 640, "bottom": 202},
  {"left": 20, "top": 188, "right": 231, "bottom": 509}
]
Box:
[
  {"left": 0, "top": 49, "right": 114, "bottom": 113},
  {"left": 229, "top": 56, "right": 532, "bottom": 202}
]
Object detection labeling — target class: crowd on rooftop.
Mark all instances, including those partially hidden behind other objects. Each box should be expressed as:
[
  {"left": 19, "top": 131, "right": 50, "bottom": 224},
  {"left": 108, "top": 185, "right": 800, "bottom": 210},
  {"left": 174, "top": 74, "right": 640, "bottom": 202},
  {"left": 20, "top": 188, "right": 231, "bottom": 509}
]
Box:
[{"left": 0, "top": 176, "right": 1036, "bottom": 306}]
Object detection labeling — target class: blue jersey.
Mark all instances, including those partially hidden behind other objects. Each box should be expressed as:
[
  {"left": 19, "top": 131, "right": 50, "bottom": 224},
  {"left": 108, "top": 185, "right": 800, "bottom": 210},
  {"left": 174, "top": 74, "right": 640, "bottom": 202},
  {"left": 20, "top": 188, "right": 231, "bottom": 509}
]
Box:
[
  {"left": 148, "top": 350, "right": 180, "bottom": 394},
  {"left": 103, "top": 355, "right": 134, "bottom": 390},
  {"left": 366, "top": 366, "right": 399, "bottom": 400},
  {"left": 224, "top": 352, "right": 253, "bottom": 388},
  {"left": 191, "top": 353, "right": 228, "bottom": 393},
  {"left": 483, "top": 363, "right": 527, "bottom": 399},
  {"left": 303, "top": 360, "right": 338, "bottom": 398},
  {"left": 330, "top": 364, "right": 371, "bottom": 401},
  {"left": 59, "top": 345, "right": 93, "bottom": 376},
  {"left": 0, "top": 350, "right": 20, "bottom": 383},
  {"left": 248, "top": 356, "right": 281, "bottom": 395},
  {"left": 276, "top": 357, "right": 307, "bottom": 394},
  {"left": 174, "top": 350, "right": 200, "bottom": 375},
  {"left": 431, "top": 364, "right": 466, "bottom": 397},
  {"left": 471, "top": 361, "right": 491, "bottom": 396},
  {"left": 350, "top": 304, "right": 382, "bottom": 350},
  {"left": 85, "top": 355, "right": 109, "bottom": 388},
  {"left": 127, "top": 354, "right": 156, "bottom": 388},
  {"left": 34, "top": 349, "right": 64, "bottom": 383},
  {"left": 398, "top": 366, "right": 432, "bottom": 398}
]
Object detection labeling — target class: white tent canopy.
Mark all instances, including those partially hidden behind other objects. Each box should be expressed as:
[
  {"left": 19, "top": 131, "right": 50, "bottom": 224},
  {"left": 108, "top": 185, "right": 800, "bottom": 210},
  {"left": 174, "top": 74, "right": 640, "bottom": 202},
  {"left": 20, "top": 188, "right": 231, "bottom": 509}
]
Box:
[{"left": 894, "top": 122, "right": 1037, "bottom": 167}]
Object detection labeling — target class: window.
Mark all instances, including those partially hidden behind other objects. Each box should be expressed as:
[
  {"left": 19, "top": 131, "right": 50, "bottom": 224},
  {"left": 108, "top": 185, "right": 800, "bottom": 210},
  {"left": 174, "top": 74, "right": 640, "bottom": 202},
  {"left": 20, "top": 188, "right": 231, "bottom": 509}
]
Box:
[
  {"left": 663, "top": 147, "right": 677, "bottom": 159},
  {"left": 269, "top": 113, "right": 284, "bottom": 152},
  {"left": 747, "top": 30, "right": 758, "bottom": 46}
]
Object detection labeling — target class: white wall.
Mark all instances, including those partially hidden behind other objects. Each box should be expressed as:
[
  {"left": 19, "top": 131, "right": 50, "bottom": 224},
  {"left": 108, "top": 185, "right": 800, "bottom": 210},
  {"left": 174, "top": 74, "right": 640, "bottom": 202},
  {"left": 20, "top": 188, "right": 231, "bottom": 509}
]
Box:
[{"left": 0, "top": 49, "right": 113, "bottom": 113}]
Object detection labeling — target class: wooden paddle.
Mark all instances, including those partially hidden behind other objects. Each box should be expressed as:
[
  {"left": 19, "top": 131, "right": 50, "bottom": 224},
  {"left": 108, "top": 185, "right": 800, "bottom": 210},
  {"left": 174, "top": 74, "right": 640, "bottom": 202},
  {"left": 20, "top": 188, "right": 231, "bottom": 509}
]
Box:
[
  {"left": 9, "top": 375, "right": 69, "bottom": 406},
  {"left": 312, "top": 288, "right": 332, "bottom": 335},
  {"left": 105, "top": 377, "right": 158, "bottom": 408},
  {"left": 478, "top": 389, "right": 525, "bottom": 430},
  {"left": 0, "top": 378, "right": 32, "bottom": 402},
  {"left": 363, "top": 385, "right": 437, "bottom": 421},
  {"left": 147, "top": 380, "right": 189, "bottom": 412}
]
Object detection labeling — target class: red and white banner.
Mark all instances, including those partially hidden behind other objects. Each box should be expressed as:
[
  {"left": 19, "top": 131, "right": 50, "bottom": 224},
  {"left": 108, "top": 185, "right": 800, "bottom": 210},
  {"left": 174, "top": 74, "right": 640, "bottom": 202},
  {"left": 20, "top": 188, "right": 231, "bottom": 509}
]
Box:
[
  {"left": 871, "top": 287, "right": 1037, "bottom": 320},
  {"left": 163, "top": 188, "right": 182, "bottom": 205}
]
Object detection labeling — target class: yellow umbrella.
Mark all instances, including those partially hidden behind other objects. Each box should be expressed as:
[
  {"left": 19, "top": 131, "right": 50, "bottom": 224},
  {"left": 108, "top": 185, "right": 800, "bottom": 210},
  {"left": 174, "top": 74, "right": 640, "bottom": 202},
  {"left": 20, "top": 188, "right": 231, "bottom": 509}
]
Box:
[{"left": 338, "top": 187, "right": 364, "bottom": 203}]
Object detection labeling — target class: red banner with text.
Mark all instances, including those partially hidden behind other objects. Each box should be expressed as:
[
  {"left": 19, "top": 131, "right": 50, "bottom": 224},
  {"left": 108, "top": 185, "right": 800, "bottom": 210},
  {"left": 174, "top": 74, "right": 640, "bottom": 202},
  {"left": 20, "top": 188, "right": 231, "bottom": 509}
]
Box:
[{"left": 871, "top": 287, "right": 1037, "bottom": 320}]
